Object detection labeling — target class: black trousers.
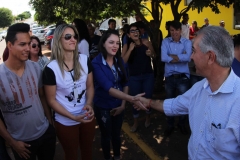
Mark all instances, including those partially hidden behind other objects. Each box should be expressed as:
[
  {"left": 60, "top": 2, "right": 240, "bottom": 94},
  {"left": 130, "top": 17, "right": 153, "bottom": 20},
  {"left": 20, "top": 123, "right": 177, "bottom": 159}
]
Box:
[{"left": 12, "top": 124, "right": 56, "bottom": 160}]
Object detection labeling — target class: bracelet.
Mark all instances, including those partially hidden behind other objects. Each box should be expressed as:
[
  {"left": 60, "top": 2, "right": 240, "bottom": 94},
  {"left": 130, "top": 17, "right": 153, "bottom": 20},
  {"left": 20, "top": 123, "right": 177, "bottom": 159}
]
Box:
[{"left": 148, "top": 99, "right": 152, "bottom": 108}]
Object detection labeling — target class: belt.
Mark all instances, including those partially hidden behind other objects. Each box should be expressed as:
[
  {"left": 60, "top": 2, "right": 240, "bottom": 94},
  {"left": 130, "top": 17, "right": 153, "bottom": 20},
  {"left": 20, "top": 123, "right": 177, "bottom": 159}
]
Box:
[{"left": 170, "top": 74, "right": 186, "bottom": 78}]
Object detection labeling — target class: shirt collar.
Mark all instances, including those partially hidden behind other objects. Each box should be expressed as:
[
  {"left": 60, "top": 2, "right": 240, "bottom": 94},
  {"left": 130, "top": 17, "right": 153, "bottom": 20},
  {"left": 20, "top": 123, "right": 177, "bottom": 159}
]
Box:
[
  {"left": 169, "top": 37, "right": 184, "bottom": 43},
  {"left": 101, "top": 54, "right": 117, "bottom": 71},
  {"left": 101, "top": 54, "right": 107, "bottom": 65},
  {"left": 203, "top": 68, "right": 235, "bottom": 94}
]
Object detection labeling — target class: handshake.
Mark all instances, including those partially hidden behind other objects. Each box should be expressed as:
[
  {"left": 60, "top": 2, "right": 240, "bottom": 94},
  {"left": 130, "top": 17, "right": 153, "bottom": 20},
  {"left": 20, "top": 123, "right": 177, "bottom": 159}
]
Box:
[
  {"left": 131, "top": 93, "right": 163, "bottom": 113},
  {"left": 131, "top": 93, "right": 152, "bottom": 111}
]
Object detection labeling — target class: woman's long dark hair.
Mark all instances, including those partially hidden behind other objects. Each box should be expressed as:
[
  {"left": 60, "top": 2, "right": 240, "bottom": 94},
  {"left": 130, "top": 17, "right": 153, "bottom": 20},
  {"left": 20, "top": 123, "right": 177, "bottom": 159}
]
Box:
[
  {"left": 72, "top": 18, "right": 91, "bottom": 51},
  {"left": 29, "top": 36, "right": 43, "bottom": 59},
  {"left": 126, "top": 23, "right": 141, "bottom": 63},
  {"left": 98, "top": 30, "right": 128, "bottom": 83}
]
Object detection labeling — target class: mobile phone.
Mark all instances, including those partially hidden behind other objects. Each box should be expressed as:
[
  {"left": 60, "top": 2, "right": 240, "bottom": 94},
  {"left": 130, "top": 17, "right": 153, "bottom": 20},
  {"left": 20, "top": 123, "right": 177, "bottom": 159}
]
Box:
[{"left": 110, "top": 109, "right": 116, "bottom": 115}]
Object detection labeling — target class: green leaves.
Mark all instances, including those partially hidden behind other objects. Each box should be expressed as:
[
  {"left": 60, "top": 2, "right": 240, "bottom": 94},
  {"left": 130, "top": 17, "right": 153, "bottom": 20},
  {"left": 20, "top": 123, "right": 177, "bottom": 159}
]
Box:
[
  {"left": 0, "top": 8, "right": 13, "bottom": 28},
  {"left": 29, "top": 0, "right": 240, "bottom": 27}
]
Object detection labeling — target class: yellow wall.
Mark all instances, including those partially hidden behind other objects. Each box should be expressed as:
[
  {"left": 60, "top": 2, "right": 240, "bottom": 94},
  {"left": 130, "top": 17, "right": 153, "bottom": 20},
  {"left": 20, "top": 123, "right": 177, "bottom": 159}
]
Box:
[{"left": 144, "top": 1, "right": 240, "bottom": 37}]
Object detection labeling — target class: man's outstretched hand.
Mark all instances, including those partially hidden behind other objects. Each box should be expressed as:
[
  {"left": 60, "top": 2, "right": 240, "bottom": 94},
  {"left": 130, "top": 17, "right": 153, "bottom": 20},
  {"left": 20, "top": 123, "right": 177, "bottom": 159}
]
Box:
[{"left": 132, "top": 95, "right": 150, "bottom": 111}]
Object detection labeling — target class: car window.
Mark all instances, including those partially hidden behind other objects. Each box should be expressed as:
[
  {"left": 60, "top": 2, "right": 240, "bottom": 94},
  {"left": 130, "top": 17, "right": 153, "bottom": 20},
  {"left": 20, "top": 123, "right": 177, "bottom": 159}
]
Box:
[
  {"left": 38, "top": 29, "right": 44, "bottom": 33},
  {"left": 46, "top": 28, "right": 55, "bottom": 36}
]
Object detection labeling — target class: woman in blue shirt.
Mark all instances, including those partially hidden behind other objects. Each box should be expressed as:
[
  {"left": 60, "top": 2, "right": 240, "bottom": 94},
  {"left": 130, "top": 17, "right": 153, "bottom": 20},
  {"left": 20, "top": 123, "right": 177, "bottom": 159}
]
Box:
[{"left": 92, "top": 29, "right": 144, "bottom": 160}]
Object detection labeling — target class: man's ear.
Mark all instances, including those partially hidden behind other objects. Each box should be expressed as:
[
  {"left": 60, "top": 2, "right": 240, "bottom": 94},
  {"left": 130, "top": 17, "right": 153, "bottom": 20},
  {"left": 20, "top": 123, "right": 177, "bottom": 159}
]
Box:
[
  {"left": 207, "top": 51, "right": 216, "bottom": 65},
  {"left": 7, "top": 41, "right": 13, "bottom": 51}
]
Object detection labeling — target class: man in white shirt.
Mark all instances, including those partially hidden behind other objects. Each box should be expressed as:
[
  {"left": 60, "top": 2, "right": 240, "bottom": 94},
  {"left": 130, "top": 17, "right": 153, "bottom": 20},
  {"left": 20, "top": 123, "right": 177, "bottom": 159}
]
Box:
[{"left": 181, "top": 14, "right": 190, "bottom": 39}]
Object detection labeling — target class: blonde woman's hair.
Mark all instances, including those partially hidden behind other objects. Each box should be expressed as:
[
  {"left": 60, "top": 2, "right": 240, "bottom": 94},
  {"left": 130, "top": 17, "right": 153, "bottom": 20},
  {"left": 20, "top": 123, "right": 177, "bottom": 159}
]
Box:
[{"left": 51, "top": 24, "right": 82, "bottom": 80}]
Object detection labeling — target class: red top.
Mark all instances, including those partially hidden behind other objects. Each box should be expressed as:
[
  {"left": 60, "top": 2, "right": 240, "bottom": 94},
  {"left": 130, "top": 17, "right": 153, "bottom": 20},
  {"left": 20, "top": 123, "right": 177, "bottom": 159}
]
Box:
[{"left": 189, "top": 26, "right": 199, "bottom": 40}]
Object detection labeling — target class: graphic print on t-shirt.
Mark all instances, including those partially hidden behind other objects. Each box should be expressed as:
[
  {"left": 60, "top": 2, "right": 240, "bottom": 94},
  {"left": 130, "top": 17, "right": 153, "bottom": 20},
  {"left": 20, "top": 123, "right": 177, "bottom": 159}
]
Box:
[
  {"left": 0, "top": 63, "right": 40, "bottom": 117},
  {"left": 65, "top": 89, "right": 86, "bottom": 103}
]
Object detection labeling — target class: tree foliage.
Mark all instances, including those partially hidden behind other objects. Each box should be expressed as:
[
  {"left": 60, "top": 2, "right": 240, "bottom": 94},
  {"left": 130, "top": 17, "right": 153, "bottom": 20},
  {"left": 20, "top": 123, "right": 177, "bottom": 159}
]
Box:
[
  {"left": 29, "top": 0, "right": 143, "bottom": 23},
  {"left": 0, "top": 7, "right": 13, "bottom": 28},
  {"left": 161, "top": 0, "right": 240, "bottom": 21},
  {"left": 30, "top": 0, "right": 240, "bottom": 28},
  {"left": 16, "top": 11, "right": 32, "bottom": 21}
]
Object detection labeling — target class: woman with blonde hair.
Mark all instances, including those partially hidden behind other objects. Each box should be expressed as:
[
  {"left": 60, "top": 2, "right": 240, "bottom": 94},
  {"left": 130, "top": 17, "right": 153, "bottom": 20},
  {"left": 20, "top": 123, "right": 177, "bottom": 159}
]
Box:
[{"left": 42, "top": 24, "right": 95, "bottom": 160}]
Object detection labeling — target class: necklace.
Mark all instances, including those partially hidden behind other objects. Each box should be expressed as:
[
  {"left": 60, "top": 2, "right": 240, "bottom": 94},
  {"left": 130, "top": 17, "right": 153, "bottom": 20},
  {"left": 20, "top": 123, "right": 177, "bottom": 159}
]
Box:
[{"left": 63, "top": 62, "right": 78, "bottom": 107}]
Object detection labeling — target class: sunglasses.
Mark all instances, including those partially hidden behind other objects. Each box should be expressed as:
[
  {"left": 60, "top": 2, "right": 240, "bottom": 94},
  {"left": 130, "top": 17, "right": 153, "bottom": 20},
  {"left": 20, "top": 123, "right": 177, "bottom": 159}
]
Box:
[
  {"left": 31, "top": 43, "right": 40, "bottom": 48},
  {"left": 62, "top": 34, "right": 78, "bottom": 40},
  {"left": 130, "top": 29, "right": 139, "bottom": 33}
]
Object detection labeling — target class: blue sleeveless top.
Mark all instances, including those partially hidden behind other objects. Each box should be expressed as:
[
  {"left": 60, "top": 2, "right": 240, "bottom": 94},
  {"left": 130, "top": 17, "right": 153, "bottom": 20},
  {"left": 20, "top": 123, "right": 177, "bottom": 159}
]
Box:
[{"left": 128, "top": 43, "right": 153, "bottom": 76}]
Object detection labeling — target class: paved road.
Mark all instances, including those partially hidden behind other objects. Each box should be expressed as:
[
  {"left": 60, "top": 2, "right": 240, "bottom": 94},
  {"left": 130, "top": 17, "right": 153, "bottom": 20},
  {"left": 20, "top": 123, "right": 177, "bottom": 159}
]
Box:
[{"left": 0, "top": 40, "right": 6, "bottom": 63}]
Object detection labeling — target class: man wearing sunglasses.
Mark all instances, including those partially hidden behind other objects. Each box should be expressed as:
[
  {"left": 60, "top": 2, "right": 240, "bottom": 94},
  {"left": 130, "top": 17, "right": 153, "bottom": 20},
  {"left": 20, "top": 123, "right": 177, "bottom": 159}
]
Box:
[{"left": 0, "top": 23, "right": 56, "bottom": 160}]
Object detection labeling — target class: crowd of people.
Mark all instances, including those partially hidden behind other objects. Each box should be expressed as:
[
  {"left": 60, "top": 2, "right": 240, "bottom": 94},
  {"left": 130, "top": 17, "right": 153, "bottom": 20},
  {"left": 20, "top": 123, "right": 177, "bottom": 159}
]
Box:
[{"left": 0, "top": 13, "right": 240, "bottom": 160}]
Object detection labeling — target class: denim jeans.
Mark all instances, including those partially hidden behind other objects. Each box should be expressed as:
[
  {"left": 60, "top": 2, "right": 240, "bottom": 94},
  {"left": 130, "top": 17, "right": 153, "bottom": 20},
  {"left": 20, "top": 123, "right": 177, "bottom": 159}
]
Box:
[
  {"left": 0, "top": 135, "right": 11, "bottom": 160},
  {"left": 94, "top": 106, "right": 124, "bottom": 160},
  {"left": 129, "top": 73, "right": 154, "bottom": 118},
  {"left": 12, "top": 124, "right": 56, "bottom": 160},
  {"left": 165, "top": 75, "right": 190, "bottom": 127}
]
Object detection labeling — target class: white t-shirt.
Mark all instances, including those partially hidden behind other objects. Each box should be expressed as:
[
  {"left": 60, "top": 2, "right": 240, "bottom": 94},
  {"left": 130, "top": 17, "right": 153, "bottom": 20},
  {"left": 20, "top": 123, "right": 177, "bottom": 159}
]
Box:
[
  {"left": 43, "top": 54, "right": 91, "bottom": 126},
  {"left": 78, "top": 39, "right": 89, "bottom": 57},
  {"left": 181, "top": 23, "right": 190, "bottom": 39}
]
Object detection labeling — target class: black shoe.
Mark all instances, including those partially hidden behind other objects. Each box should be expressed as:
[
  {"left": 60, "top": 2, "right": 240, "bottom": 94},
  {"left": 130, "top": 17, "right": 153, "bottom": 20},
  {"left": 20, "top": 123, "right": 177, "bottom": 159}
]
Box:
[
  {"left": 164, "top": 127, "right": 174, "bottom": 136},
  {"left": 177, "top": 124, "right": 188, "bottom": 135}
]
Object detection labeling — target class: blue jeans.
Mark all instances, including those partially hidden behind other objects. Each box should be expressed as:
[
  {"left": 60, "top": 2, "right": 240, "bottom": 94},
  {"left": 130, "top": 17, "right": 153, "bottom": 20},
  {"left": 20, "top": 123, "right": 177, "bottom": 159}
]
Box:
[
  {"left": 129, "top": 73, "right": 154, "bottom": 118},
  {"left": 165, "top": 74, "right": 190, "bottom": 128},
  {"left": 12, "top": 124, "right": 56, "bottom": 160},
  {"left": 94, "top": 106, "right": 124, "bottom": 160}
]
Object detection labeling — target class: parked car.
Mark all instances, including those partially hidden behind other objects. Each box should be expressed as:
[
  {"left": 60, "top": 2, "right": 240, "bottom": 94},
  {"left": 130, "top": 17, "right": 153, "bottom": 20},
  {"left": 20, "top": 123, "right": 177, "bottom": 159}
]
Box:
[
  {"left": 44, "top": 24, "right": 55, "bottom": 33},
  {"left": 34, "top": 29, "right": 45, "bottom": 43},
  {"left": 44, "top": 28, "right": 55, "bottom": 50}
]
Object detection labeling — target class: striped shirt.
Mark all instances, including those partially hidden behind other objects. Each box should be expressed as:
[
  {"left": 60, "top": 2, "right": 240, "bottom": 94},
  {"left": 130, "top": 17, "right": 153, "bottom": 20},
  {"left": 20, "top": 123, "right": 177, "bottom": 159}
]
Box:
[{"left": 164, "top": 69, "right": 240, "bottom": 159}]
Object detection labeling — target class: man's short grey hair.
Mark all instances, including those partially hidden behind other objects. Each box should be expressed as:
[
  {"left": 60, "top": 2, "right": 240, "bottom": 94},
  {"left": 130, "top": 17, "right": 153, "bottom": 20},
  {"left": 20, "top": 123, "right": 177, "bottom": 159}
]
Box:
[{"left": 197, "top": 26, "right": 234, "bottom": 67}]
